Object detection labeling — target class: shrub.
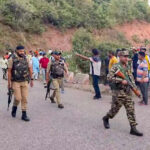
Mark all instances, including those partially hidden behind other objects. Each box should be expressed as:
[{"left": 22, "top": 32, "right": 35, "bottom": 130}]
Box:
[
  {"left": 0, "top": 0, "right": 44, "bottom": 33},
  {"left": 0, "top": 0, "right": 150, "bottom": 32}
]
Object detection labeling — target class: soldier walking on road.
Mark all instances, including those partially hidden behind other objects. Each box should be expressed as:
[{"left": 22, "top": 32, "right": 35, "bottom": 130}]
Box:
[
  {"left": 8, "top": 46, "right": 33, "bottom": 122},
  {"left": 102, "top": 49, "right": 143, "bottom": 136},
  {"left": 46, "top": 51, "right": 68, "bottom": 109}
]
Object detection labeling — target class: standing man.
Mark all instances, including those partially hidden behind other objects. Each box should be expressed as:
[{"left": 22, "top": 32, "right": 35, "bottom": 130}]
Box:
[
  {"left": 0, "top": 56, "right": 8, "bottom": 80},
  {"left": 76, "top": 49, "right": 102, "bottom": 99},
  {"left": 104, "top": 56, "right": 109, "bottom": 85},
  {"left": 108, "top": 51, "right": 118, "bottom": 71},
  {"left": 7, "top": 45, "right": 33, "bottom": 122},
  {"left": 46, "top": 51, "right": 68, "bottom": 109},
  {"left": 40, "top": 53, "right": 49, "bottom": 85},
  {"left": 102, "top": 49, "right": 143, "bottom": 136},
  {"left": 132, "top": 47, "right": 139, "bottom": 85},
  {"left": 32, "top": 53, "right": 40, "bottom": 80},
  {"left": 140, "top": 47, "right": 150, "bottom": 84},
  {"left": 137, "top": 52, "right": 149, "bottom": 105}
]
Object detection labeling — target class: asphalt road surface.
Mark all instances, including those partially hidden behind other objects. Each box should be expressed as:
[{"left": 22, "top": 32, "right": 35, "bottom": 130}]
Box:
[{"left": 0, "top": 69, "right": 150, "bottom": 150}]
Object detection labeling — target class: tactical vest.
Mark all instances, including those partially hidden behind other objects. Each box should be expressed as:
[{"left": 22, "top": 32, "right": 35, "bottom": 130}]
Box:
[
  {"left": 11, "top": 55, "right": 30, "bottom": 82},
  {"left": 50, "top": 60, "right": 64, "bottom": 78}
]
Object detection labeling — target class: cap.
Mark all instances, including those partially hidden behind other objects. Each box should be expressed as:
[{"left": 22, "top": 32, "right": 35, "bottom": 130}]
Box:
[
  {"left": 53, "top": 51, "right": 61, "bottom": 55},
  {"left": 119, "top": 50, "right": 129, "bottom": 56},
  {"left": 16, "top": 45, "right": 25, "bottom": 50}
]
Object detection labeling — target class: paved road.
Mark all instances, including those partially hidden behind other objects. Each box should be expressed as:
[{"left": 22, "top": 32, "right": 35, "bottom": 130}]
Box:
[{"left": 0, "top": 70, "right": 150, "bottom": 150}]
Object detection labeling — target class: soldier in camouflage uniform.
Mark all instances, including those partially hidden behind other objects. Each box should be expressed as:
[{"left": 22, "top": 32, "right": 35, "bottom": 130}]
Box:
[{"left": 102, "top": 49, "right": 143, "bottom": 136}]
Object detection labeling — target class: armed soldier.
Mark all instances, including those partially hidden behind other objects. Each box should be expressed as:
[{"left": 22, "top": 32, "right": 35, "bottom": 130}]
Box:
[
  {"left": 46, "top": 51, "right": 68, "bottom": 109},
  {"left": 8, "top": 45, "right": 33, "bottom": 122},
  {"left": 102, "top": 49, "right": 143, "bottom": 136}
]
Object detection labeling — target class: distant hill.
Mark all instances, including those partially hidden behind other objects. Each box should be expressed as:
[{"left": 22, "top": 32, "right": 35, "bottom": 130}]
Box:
[{"left": 0, "top": 0, "right": 150, "bottom": 53}]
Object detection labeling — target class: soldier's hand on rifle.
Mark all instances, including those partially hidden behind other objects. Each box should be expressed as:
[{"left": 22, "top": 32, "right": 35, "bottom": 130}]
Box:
[{"left": 122, "top": 80, "right": 128, "bottom": 85}]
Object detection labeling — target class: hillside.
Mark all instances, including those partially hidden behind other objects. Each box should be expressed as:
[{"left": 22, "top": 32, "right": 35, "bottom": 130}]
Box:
[
  {"left": 0, "top": 0, "right": 150, "bottom": 55},
  {"left": 1, "top": 20, "right": 150, "bottom": 52}
]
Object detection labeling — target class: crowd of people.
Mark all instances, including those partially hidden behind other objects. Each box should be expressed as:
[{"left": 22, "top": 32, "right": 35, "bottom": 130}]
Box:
[
  {"left": 106, "top": 47, "right": 150, "bottom": 106},
  {"left": 0, "top": 45, "right": 149, "bottom": 137},
  {"left": 0, "top": 46, "right": 68, "bottom": 121}
]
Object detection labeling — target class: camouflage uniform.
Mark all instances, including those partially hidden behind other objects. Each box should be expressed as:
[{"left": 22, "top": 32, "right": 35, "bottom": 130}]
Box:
[{"left": 106, "top": 62, "right": 137, "bottom": 127}]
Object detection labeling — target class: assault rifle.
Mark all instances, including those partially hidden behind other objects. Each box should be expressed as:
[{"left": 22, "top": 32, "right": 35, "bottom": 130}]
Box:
[
  {"left": 7, "top": 88, "right": 13, "bottom": 111},
  {"left": 45, "top": 80, "right": 51, "bottom": 100},
  {"left": 45, "top": 79, "right": 56, "bottom": 100},
  {"left": 115, "top": 70, "right": 141, "bottom": 98}
]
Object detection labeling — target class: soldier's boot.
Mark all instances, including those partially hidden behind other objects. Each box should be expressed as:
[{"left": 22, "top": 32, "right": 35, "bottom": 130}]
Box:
[
  {"left": 11, "top": 106, "right": 17, "bottom": 118},
  {"left": 130, "top": 126, "right": 143, "bottom": 136},
  {"left": 50, "top": 97, "right": 56, "bottom": 103},
  {"left": 58, "top": 104, "right": 64, "bottom": 109},
  {"left": 102, "top": 116, "right": 110, "bottom": 129},
  {"left": 21, "top": 111, "right": 30, "bottom": 122}
]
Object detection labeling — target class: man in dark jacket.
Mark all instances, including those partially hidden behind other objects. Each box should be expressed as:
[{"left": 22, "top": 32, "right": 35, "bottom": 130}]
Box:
[{"left": 132, "top": 48, "right": 139, "bottom": 85}]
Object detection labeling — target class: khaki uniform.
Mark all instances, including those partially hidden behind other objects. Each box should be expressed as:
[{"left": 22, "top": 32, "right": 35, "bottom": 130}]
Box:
[
  {"left": 47, "top": 61, "right": 66, "bottom": 104},
  {"left": 106, "top": 62, "right": 137, "bottom": 127},
  {"left": 8, "top": 55, "right": 31, "bottom": 111}
]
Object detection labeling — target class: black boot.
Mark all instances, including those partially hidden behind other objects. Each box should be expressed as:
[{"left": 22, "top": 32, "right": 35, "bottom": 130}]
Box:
[
  {"left": 58, "top": 104, "right": 64, "bottom": 109},
  {"left": 50, "top": 97, "right": 56, "bottom": 103},
  {"left": 11, "top": 106, "right": 17, "bottom": 118},
  {"left": 102, "top": 116, "right": 110, "bottom": 129},
  {"left": 22, "top": 111, "right": 30, "bottom": 122},
  {"left": 130, "top": 126, "right": 143, "bottom": 136}
]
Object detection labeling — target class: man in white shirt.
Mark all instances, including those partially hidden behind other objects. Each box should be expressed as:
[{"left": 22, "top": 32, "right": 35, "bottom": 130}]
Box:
[
  {"left": 76, "top": 49, "right": 102, "bottom": 99},
  {"left": 0, "top": 56, "right": 8, "bottom": 80}
]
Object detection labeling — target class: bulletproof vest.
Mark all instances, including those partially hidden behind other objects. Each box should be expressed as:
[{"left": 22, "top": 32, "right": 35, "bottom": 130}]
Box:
[
  {"left": 50, "top": 60, "right": 64, "bottom": 78},
  {"left": 11, "top": 55, "right": 30, "bottom": 82}
]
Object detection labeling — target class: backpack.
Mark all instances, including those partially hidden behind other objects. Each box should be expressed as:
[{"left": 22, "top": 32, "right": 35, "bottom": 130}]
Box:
[{"left": 50, "top": 60, "right": 64, "bottom": 78}]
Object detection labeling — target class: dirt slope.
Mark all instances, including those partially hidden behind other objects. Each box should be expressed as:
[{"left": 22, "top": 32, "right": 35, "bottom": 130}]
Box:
[
  {"left": 1, "top": 20, "right": 150, "bottom": 52},
  {"left": 115, "top": 20, "right": 150, "bottom": 47}
]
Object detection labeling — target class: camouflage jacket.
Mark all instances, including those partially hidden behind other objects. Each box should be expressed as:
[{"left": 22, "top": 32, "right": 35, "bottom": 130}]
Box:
[{"left": 107, "top": 62, "right": 136, "bottom": 93}]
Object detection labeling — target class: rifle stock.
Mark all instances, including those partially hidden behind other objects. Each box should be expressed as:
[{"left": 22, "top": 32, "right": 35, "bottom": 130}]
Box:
[{"left": 115, "top": 70, "right": 141, "bottom": 97}]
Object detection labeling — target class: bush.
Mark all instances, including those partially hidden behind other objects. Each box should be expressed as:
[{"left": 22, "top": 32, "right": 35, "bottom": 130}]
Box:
[
  {"left": 1, "top": 0, "right": 150, "bottom": 33},
  {"left": 0, "top": 0, "right": 45, "bottom": 33},
  {"left": 72, "top": 27, "right": 131, "bottom": 73}
]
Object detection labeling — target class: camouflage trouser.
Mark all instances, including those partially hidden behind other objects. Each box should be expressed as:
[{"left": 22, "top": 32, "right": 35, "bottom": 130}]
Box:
[{"left": 107, "top": 90, "right": 137, "bottom": 127}]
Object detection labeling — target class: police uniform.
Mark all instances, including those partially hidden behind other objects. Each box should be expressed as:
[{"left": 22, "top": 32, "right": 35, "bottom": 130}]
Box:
[
  {"left": 103, "top": 50, "right": 143, "bottom": 136},
  {"left": 47, "top": 57, "right": 67, "bottom": 108},
  {"left": 8, "top": 50, "right": 31, "bottom": 121}
]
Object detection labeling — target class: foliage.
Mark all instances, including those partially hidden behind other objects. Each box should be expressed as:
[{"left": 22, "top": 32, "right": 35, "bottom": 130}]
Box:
[
  {"left": 132, "top": 35, "right": 141, "bottom": 43},
  {"left": 72, "top": 28, "right": 131, "bottom": 73},
  {"left": 72, "top": 28, "right": 97, "bottom": 73},
  {"left": 0, "top": 0, "right": 150, "bottom": 33}
]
